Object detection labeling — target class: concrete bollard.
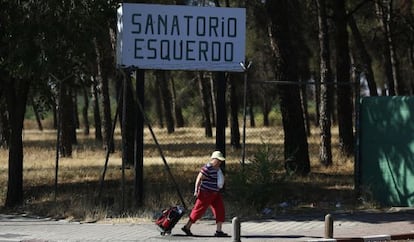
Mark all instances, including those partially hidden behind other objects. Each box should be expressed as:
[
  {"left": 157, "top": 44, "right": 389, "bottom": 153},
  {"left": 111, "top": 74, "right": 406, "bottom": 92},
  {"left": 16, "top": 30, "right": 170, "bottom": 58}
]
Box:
[
  {"left": 324, "top": 214, "right": 333, "bottom": 238},
  {"left": 232, "top": 216, "right": 241, "bottom": 242}
]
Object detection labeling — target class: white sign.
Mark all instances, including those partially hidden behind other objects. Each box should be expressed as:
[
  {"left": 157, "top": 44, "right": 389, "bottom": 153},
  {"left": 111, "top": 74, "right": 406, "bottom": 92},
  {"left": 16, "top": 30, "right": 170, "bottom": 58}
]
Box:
[{"left": 116, "top": 3, "right": 246, "bottom": 72}]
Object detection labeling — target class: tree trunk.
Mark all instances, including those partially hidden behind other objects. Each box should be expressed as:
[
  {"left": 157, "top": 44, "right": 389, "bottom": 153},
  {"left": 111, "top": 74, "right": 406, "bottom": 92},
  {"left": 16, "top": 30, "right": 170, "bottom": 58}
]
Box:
[
  {"left": 157, "top": 71, "right": 175, "bottom": 134},
  {"left": 94, "top": 37, "right": 114, "bottom": 152},
  {"left": 266, "top": 0, "right": 310, "bottom": 175},
  {"left": 410, "top": 41, "right": 414, "bottom": 94},
  {"left": 31, "top": 97, "right": 43, "bottom": 131},
  {"left": 300, "top": 77, "right": 311, "bottom": 137},
  {"left": 154, "top": 78, "right": 164, "bottom": 129},
  {"left": 209, "top": 76, "right": 216, "bottom": 127},
  {"left": 100, "top": 68, "right": 114, "bottom": 152},
  {"left": 5, "top": 78, "right": 29, "bottom": 207},
  {"left": 258, "top": 54, "right": 275, "bottom": 127},
  {"left": 135, "top": 69, "right": 145, "bottom": 206},
  {"left": 317, "top": 0, "right": 333, "bottom": 166},
  {"left": 82, "top": 86, "right": 90, "bottom": 135},
  {"left": 351, "top": 54, "right": 362, "bottom": 97},
  {"left": 262, "top": 95, "right": 271, "bottom": 127},
  {"left": 198, "top": 72, "right": 213, "bottom": 137},
  {"left": 60, "top": 82, "right": 74, "bottom": 157},
  {"left": 334, "top": 0, "right": 354, "bottom": 156},
  {"left": 91, "top": 77, "right": 102, "bottom": 142},
  {"left": 314, "top": 73, "right": 321, "bottom": 127},
  {"left": 348, "top": 15, "right": 378, "bottom": 96},
  {"left": 376, "top": 0, "right": 401, "bottom": 95},
  {"left": 0, "top": 76, "right": 10, "bottom": 147},
  {"left": 0, "top": 100, "right": 9, "bottom": 147},
  {"left": 72, "top": 90, "right": 80, "bottom": 129},
  {"left": 70, "top": 89, "right": 78, "bottom": 144},
  {"left": 246, "top": 71, "right": 255, "bottom": 127},
  {"left": 248, "top": 90, "right": 255, "bottom": 128},
  {"left": 121, "top": 71, "right": 136, "bottom": 166},
  {"left": 170, "top": 76, "right": 185, "bottom": 128},
  {"left": 229, "top": 75, "right": 241, "bottom": 149}
]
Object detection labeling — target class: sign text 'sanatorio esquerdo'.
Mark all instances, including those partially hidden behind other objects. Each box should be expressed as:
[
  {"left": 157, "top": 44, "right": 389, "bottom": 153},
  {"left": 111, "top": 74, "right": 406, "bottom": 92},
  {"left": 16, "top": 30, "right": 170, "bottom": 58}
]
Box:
[{"left": 117, "top": 3, "right": 246, "bottom": 72}]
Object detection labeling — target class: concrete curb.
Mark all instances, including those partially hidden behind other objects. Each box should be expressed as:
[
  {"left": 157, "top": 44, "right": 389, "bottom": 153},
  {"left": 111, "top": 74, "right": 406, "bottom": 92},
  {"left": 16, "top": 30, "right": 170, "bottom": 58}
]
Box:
[
  {"left": 1, "top": 211, "right": 413, "bottom": 242},
  {"left": 307, "top": 233, "right": 414, "bottom": 242}
]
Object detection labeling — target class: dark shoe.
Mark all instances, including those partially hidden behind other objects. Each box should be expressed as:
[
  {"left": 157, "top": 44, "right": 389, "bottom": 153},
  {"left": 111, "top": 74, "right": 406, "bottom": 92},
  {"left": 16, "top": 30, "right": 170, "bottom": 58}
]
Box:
[
  {"left": 214, "top": 231, "right": 228, "bottom": 237},
  {"left": 181, "top": 226, "right": 193, "bottom": 236}
]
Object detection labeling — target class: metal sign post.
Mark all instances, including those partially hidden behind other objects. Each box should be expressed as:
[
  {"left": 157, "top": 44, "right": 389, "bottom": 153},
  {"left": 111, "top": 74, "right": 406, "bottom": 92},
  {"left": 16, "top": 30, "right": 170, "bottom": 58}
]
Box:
[{"left": 240, "top": 61, "right": 252, "bottom": 171}]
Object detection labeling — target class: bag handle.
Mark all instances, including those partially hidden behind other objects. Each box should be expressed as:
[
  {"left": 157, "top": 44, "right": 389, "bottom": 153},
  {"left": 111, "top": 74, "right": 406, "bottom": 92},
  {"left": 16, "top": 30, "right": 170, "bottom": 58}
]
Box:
[{"left": 135, "top": 96, "right": 187, "bottom": 210}]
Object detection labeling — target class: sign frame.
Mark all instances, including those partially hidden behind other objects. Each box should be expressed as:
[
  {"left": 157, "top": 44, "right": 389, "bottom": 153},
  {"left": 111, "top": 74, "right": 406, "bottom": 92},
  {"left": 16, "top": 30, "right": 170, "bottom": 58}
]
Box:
[{"left": 116, "top": 3, "right": 246, "bottom": 72}]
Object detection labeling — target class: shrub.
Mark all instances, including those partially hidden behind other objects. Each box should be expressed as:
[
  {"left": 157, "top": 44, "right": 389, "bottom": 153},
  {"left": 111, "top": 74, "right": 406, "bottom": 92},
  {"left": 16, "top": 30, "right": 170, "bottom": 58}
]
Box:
[{"left": 227, "top": 143, "right": 284, "bottom": 210}]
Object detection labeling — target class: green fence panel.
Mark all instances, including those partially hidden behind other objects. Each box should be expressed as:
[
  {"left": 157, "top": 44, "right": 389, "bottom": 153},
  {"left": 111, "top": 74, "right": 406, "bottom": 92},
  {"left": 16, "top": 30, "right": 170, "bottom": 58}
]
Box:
[{"left": 359, "top": 96, "right": 414, "bottom": 206}]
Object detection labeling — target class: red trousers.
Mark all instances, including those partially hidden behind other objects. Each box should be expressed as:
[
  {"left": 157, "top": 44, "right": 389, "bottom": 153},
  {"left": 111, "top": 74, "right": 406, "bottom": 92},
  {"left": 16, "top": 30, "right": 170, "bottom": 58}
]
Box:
[{"left": 189, "top": 190, "right": 225, "bottom": 223}]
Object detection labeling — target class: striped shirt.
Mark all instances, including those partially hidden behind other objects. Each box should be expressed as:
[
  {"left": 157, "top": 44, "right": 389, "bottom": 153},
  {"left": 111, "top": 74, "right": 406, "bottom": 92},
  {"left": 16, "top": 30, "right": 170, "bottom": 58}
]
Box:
[{"left": 200, "top": 163, "right": 220, "bottom": 192}]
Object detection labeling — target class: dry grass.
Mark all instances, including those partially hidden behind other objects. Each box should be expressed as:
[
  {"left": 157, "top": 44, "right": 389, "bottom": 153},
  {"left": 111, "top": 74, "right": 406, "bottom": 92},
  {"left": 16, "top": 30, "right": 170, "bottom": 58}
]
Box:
[{"left": 0, "top": 126, "right": 368, "bottom": 223}]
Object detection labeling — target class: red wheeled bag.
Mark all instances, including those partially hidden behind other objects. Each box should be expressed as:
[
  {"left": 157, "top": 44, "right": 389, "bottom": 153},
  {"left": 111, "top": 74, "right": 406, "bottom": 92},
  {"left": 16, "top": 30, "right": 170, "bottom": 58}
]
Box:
[{"left": 156, "top": 205, "right": 185, "bottom": 235}]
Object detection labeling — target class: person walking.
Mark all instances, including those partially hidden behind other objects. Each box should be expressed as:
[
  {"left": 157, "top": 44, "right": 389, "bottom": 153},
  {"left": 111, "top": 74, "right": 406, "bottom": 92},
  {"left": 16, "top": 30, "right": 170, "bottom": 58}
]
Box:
[{"left": 181, "top": 151, "right": 228, "bottom": 237}]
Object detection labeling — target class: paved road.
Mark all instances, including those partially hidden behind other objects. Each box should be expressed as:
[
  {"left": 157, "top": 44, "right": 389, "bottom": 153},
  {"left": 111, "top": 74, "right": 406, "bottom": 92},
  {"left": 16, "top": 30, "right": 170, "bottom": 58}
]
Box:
[{"left": 1, "top": 209, "right": 413, "bottom": 242}]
